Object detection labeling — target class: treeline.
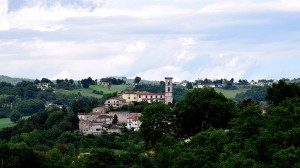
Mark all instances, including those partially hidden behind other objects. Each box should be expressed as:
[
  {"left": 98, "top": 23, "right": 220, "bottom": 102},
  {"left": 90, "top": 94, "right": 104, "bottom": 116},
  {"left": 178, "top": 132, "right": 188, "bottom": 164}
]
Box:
[
  {"left": 100, "top": 77, "right": 126, "bottom": 85},
  {"left": 0, "top": 81, "right": 47, "bottom": 119},
  {"left": 0, "top": 79, "right": 106, "bottom": 121},
  {"left": 234, "top": 86, "right": 269, "bottom": 102}
]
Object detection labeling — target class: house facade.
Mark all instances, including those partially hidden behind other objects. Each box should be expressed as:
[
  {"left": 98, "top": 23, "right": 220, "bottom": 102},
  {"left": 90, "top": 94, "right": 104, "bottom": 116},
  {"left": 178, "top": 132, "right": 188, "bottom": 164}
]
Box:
[
  {"left": 122, "top": 92, "right": 138, "bottom": 103},
  {"left": 37, "top": 83, "right": 50, "bottom": 90},
  {"left": 126, "top": 113, "right": 142, "bottom": 131},
  {"left": 136, "top": 92, "right": 165, "bottom": 103},
  {"left": 122, "top": 91, "right": 166, "bottom": 104},
  {"left": 104, "top": 97, "right": 126, "bottom": 108}
]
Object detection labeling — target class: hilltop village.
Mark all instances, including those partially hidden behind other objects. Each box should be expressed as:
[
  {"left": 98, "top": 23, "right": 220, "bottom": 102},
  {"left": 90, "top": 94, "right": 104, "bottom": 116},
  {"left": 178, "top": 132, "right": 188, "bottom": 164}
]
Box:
[{"left": 77, "top": 77, "right": 174, "bottom": 134}]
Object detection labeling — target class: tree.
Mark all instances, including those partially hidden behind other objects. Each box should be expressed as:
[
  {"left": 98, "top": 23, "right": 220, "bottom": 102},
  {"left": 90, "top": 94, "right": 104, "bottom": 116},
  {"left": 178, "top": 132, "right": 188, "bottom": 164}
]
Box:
[
  {"left": 10, "top": 110, "right": 22, "bottom": 123},
  {"left": 140, "top": 103, "right": 174, "bottom": 145},
  {"left": 81, "top": 79, "right": 90, "bottom": 88},
  {"left": 266, "top": 80, "right": 300, "bottom": 106},
  {"left": 173, "top": 88, "right": 236, "bottom": 138},
  {"left": 112, "top": 114, "right": 118, "bottom": 125},
  {"left": 186, "top": 82, "right": 193, "bottom": 89},
  {"left": 86, "top": 148, "right": 117, "bottom": 168},
  {"left": 41, "top": 78, "right": 52, "bottom": 83},
  {"left": 134, "top": 76, "right": 141, "bottom": 84}
]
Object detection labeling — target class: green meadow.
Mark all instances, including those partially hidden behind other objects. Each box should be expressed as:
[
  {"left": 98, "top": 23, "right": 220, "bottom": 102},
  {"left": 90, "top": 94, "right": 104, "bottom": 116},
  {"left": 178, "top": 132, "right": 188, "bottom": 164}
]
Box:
[
  {"left": 0, "top": 116, "right": 30, "bottom": 130},
  {"left": 56, "top": 84, "right": 133, "bottom": 98},
  {"left": 214, "top": 88, "right": 249, "bottom": 99}
]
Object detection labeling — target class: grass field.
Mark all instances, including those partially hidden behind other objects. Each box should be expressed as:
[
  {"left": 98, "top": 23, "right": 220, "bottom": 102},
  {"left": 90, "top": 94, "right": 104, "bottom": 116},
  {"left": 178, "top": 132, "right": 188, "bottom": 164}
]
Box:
[
  {"left": 56, "top": 85, "right": 132, "bottom": 98},
  {"left": 214, "top": 88, "right": 249, "bottom": 99},
  {"left": 56, "top": 88, "right": 103, "bottom": 98},
  {"left": 90, "top": 84, "right": 132, "bottom": 94},
  {"left": 0, "top": 116, "right": 30, "bottom": 130}
]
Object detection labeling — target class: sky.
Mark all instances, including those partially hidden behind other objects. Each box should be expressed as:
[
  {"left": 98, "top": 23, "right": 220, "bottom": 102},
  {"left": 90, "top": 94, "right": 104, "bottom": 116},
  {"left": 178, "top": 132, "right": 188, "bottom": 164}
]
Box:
[{"left": 1, "top": 0, "right": 300, "bottom": 82}]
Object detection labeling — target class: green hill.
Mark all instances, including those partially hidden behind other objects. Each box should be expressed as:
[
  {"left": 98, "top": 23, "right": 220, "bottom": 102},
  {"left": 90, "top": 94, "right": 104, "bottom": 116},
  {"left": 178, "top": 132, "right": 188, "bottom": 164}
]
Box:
[
  {"left": 0, "top": 75, "right": 33, "bottom": 85},
  {"left": 56, "top": 84, "right": 133, "bottom": 98}
]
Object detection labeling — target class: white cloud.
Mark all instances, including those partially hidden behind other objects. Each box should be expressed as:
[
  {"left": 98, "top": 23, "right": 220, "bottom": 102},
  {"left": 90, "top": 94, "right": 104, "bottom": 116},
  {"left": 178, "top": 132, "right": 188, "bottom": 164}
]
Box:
[
  {"left": 125, "top": 41, "right": 146, "bottom": 53},
  {"left": 198, "top": 0, "right": 300, "bottom": 14},
  {"left": 51, "top": 71, "right": 71, "bottom": 80},
  {"left": 1, "top": 0, "right": 300, "bottom": 81},
  {"left": 136, "top": 65, "right": 194, "bottom": 82}
]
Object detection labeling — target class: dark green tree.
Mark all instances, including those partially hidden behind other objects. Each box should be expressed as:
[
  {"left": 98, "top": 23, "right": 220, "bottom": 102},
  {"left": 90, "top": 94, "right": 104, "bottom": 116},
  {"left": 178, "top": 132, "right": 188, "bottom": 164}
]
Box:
[
  {"left": 174, "top": 88, "right": 236, "bottom": 138},
  {"left": 140, "top": 103, "right": 174, "bottom": 145},
  {"left": 86, "top": 148, "right": 117, "bottom": 168},
  {"left": 10, "top": 110, "right": 22, "bottom": 123},
  {"left": 134, "top": 76, "right": 141, "bottom": 84},
  {"left": 81, "top": 79, "right": 90, "bottom": 88},
  {"left": 112, "top": 114, "right": 118, "bottom": 125},
  {"left": 186, "top": 82, "right": 193, "bottom": 89},
  {"left": 266, "top": 80, "right": 300, "bottom": 106}
]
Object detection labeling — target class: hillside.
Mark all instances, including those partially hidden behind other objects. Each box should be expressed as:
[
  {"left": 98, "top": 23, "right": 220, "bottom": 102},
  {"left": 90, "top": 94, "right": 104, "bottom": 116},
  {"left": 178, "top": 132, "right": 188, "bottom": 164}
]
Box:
[
  {"left": 56, "top": 84, "right": 133, "bottom": 98},
  {"left": 214, "top": 88, "right": 249, "bottom": 99},
  {"left": 0, "top": 75, "right": 33, "bottom": 85}
]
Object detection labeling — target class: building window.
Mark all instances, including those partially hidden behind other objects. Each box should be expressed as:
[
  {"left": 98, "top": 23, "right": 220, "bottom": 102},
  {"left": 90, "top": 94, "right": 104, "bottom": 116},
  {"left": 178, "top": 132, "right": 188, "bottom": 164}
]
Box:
[
  {"left": 139, "top": 95, "right": 141, "bottom": 98},
  {"left": 128, "top": 97, "right": 130, "bottom": 99},
  {"left": 168, "top": 80, "right": 170, "bottom": 85},
  {"left": 146, "top": 96, "right": 148, "bottom": 98},
  {"left": 168, "top": 87, "right": 170, "bottom": 92},
  {"left": 151, "top": 96, "right": 152, "bottom": 98}
]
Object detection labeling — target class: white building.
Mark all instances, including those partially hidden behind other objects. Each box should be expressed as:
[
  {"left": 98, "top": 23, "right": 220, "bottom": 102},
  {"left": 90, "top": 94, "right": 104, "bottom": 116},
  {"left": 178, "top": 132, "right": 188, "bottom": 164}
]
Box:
[
  {"left": 104, "top": 97, "right": 126, "bottom": 109},
  {"left": 126, "top": 113, "right": 142, "bottom": 131}
]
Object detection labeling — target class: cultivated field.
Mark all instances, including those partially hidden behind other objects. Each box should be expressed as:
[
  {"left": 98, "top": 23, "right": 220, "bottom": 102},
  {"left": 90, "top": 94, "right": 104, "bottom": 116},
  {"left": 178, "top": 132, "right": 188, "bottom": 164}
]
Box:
[
  {"left": 214, "top": 88, "right": 249, "bottom": 99},
  {"left": 56, "top": 84, "right": 132, "bottom": 98}
]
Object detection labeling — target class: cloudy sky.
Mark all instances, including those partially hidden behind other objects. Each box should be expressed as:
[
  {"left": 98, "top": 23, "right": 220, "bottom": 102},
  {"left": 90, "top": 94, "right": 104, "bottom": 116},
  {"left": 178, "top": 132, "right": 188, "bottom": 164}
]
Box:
[{"left": 1, "top": 0, "right": 300, "bottom": 82}]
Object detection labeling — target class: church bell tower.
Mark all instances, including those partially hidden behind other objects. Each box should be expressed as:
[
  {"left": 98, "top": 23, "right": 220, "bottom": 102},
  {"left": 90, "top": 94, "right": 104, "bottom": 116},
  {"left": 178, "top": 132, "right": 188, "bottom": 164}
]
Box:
[{"left": 165, "top": 77, "right": 173, "bottom": 104}]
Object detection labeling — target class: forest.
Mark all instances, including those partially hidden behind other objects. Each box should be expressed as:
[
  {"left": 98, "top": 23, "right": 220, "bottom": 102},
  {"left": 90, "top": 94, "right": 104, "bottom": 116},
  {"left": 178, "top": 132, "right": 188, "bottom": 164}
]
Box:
[{"left": 0, "top": 79, "right": 300, "bottom": 167}]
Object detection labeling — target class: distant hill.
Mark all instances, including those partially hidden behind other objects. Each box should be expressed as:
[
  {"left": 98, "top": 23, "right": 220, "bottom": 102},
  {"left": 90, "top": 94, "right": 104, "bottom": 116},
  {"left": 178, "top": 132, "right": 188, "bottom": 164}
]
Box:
[{"left": 0, "top": 75, "right": 33, "bottom": 85}]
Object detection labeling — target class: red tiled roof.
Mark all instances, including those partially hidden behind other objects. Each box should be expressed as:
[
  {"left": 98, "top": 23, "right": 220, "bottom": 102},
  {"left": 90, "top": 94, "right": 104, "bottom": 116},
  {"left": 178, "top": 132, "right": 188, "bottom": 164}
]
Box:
[
  {"left": 137, "top": 92, "right": 164, "bottom": 95},
  {"left": 127, "top": 114, "right": 141, "bottom": 120},
  {"left": 96, "top": 115, "right": 113, "bottom": 119}
]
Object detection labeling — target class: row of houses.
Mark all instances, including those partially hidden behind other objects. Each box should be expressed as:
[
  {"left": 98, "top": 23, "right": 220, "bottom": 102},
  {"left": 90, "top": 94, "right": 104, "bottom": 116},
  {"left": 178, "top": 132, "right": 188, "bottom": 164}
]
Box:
[
  {"left": 104, "top": 91, "right": 166, "bottom": 108},
  {"left": 78, "top": 106, "right": 141, "bottom": 135}
]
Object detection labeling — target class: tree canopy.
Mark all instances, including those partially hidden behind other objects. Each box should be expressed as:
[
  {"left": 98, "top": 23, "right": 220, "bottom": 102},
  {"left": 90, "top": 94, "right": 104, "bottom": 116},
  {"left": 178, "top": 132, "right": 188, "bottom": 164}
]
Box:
[
  {"left": 266, "top": 80, "right": 300, "bottom": 106},
  {"left": 173, "top": 88, "right": 236, "bottom": 138}
]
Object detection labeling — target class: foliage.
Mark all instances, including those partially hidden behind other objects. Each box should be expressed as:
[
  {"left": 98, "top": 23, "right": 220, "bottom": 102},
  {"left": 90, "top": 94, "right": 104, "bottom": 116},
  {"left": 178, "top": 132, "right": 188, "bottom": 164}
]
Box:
[
  {"left": 134, "top": 76, "right": 141, "bottom": 84},
  {"left": 0, "top": 75, "right": 33, "bottom": 85},
  {"left": 56, "top": 79, "right": 78, "bottom": 90},
  {"left": 81, "top": 77, "right": 96, "bottom": 88},
  {"left": 234, "top": 86, "right": 268, "bottom": 102},
  {"left": 9, "top": 110, "right": 22, "bottom": 123},
  {"left": 140, "top": 103, "right": 174, "bottom": 145},
  {"left": 266, "top": 80, "right": 300, "bottom": 106},
  {"left": 174, "top": 88, "right": 236, "bottom": 138},
  {"left": 112, "top": 114, "right": 118, "bottom": 125},
  {"left": 100, "top": 78, "right": 126, "bottom": 85},
  {"left": 17, "top": 99, "right": 45, "bottom": 115}
]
